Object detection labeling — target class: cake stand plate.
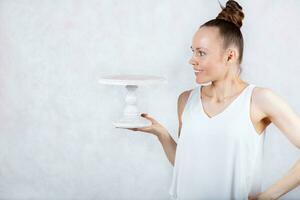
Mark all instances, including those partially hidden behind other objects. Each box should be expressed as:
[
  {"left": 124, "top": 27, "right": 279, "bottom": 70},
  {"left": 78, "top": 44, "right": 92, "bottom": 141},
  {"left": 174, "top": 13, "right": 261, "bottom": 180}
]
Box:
[{"left": 99, "top": 74, "right": 167, "bottom": 128}]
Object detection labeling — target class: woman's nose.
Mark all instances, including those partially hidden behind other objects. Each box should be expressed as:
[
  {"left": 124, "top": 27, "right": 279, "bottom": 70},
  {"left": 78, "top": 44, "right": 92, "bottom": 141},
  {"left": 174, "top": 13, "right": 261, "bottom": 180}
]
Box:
[{"left": 189, "top": 58, "right": 196, "bottom": 65}]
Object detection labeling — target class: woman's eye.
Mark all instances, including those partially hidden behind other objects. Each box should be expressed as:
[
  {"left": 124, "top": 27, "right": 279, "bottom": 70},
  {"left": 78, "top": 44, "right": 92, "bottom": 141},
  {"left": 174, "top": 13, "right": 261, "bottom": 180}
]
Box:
[
  {"left": 197, "top": 51, "right": 205, "bottom": 56},
  {"left": 192, "top": 50, "right": 205, "bottom": 57}
]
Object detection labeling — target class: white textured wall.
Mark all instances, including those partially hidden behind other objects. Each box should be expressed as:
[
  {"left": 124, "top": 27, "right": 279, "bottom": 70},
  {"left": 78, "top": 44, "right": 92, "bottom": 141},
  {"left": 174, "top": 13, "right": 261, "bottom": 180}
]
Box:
[{"left": 0, "top": 0, "right": 299, "bottom": 199}]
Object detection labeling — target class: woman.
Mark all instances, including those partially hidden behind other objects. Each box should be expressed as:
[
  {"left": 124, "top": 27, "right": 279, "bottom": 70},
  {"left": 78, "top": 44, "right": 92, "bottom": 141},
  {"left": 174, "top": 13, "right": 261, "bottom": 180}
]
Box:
[{"left": 126, "top": 0, "right": 300, "bottom": 199}]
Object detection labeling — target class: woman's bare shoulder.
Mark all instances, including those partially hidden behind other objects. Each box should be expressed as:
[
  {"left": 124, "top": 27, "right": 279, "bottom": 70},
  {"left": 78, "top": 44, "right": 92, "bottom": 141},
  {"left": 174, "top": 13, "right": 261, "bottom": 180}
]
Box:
[
  {"left": 177, "top": 89, "right": 193, "bottom": 137},
  {"left": 178, "top": 89, "right": 193, "bottom": 106},
  {"left": 177, "top": 89, "right": 193, "bottom": 120}
]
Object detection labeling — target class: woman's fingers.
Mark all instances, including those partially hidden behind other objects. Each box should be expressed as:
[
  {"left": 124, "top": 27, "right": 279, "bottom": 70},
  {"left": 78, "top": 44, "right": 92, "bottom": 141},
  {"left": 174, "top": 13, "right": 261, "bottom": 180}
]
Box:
[
  {"left": 116, "top": 127, "right": 139, "bottom": 131},
  {"left": 126, "top": 128, "right": 138, "bottom": 131},
  {"left": 116, "top": 113, "right": 156, "bottom": 133},
  {"left": 122, "top": 124, "right": 153, "bottom": 134},
  {"left": 127, "top": 126, "right": 151, "bottom": 132},
  {"left": 141, "top": 113, "right": 157, "bottom": 123}
]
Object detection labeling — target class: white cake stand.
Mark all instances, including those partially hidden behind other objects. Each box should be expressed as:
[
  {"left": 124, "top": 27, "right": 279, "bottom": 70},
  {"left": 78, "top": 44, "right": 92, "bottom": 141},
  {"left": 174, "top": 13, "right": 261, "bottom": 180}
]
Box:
[{"left": 99, "top": 74, "right": 168, "bottom": 128}]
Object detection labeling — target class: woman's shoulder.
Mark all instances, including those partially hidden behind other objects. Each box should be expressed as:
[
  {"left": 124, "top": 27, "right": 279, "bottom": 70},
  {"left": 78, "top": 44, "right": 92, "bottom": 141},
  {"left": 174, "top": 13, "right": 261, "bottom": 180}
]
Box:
[
  {"left": 178, "top": 88, "right": 193, "bottom": 106},
  {"left": 251, "top": 85, "right": 274, "bottom": 99},
  {"left": 177, "top": 87, "right": 196, "bottom": 115},
  {"left": 251, "top": 85, "right": 281, "bottom": 120}
]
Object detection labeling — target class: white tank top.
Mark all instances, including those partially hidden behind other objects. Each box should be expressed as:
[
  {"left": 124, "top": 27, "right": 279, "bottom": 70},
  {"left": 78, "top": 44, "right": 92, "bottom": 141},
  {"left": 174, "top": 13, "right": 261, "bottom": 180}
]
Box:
[{"left": 169, "top": 83, "right": 266, "bottom": 200}]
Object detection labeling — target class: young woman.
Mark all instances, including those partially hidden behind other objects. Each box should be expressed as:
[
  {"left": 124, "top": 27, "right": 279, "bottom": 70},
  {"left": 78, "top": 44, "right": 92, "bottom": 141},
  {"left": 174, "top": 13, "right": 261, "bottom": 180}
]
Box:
[{"left": 126, "top": 1, "right": 300, "bottom": 199}]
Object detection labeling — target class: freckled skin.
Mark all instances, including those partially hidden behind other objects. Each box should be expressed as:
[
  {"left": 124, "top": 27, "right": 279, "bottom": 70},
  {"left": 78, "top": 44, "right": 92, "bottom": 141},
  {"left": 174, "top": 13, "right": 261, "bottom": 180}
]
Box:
[
  {"left": 189, "top": 26, "right": 241, "bottom": 87},
  {"left": 189, "top": 26, "right": 270, "bottom": 135},
  {"left": 125, "top": 25, "right": 300, "bottom": 178},
  {"left": 184, "top": 27, "right": 300, "bottom": 200},
  {"left": 126, "top": 9, "right": 300, "bottom": 200}
]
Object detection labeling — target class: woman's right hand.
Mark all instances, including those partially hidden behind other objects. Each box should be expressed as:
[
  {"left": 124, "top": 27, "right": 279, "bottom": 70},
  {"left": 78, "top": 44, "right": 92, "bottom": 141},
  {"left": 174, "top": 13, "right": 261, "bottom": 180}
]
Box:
[{"left": 124, "top": 113, "right": 168, "bottom": 137}]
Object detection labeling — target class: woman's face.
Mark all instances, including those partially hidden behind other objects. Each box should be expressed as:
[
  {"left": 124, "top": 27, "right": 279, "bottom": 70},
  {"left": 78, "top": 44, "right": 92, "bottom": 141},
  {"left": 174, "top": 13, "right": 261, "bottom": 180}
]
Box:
[{"left": 189, "top": 26, "right": 229, "bottom": 84}]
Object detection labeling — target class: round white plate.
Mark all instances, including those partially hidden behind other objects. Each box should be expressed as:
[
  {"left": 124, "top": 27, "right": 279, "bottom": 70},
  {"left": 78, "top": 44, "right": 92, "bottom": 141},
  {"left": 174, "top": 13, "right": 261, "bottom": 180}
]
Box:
[{"left": 98, "top": 74, "right": 167, "bottom": 86}]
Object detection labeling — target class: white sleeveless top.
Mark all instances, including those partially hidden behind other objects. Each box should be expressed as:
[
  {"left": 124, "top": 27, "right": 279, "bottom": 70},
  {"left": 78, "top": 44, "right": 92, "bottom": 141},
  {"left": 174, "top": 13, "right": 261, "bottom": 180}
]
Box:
[{"left": 169, "top": 83, "right": 266, "bottom": 200}]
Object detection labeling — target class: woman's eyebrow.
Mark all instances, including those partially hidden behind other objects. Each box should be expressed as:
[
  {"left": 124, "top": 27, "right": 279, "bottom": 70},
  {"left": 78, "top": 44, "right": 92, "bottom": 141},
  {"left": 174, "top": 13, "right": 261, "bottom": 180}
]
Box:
[{"left": 190, "top": 46, "right": 208, "bottom": 50}]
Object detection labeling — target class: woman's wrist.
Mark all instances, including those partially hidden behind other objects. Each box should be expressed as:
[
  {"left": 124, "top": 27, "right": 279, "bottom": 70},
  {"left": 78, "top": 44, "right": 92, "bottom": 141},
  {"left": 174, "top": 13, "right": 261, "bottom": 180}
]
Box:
[
  {"left": 155, "top": 129, "right": 169, "bottom": 139},
  {"left": 257, "top": 192, "right": 276, "bottom": 200}
]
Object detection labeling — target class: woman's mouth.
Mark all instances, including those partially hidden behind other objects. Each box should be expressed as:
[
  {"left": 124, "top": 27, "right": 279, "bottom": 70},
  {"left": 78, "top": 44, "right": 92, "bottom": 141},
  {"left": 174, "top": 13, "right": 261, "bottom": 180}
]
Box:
[{"left": 194, "top": 69, "right": 204, "bottom": 75}]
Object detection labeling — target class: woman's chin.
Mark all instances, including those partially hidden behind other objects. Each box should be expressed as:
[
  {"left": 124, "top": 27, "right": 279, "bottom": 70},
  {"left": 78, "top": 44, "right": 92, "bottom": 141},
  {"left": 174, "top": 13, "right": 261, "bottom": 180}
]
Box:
[
  {"left": 195, "top": 75, "right": 203, "bottom": 83},
  {"left": 195, "top": 76, "right": 210, "bottom": 84}
]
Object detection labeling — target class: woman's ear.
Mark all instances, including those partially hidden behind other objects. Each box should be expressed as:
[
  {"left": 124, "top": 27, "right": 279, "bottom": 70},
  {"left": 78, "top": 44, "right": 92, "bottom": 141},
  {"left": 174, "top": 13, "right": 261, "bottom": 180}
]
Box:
[
  {"left": 226, "top": 48, "right": 238, "bottom": 63},
  {"left": 227, "top": 54, "right": 233, "bottom": 61}
]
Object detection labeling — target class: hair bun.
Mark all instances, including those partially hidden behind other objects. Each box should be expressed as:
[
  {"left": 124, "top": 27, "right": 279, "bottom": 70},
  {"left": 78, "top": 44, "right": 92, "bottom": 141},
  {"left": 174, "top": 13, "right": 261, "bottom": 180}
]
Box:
[{"left": 216, "top": 0, "right": 244, "bottom": 28}]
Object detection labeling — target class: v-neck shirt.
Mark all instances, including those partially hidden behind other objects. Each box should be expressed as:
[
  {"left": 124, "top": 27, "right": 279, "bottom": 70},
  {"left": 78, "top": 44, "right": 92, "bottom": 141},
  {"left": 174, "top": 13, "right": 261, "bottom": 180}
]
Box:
[{"left": 169, "top": 83, "right": 266, "bottom": 200}]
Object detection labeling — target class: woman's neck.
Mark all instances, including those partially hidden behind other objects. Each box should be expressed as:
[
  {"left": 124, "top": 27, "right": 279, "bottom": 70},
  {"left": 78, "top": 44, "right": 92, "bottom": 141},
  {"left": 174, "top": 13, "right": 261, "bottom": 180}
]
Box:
[{"left": 204, "top": 78, "right": 248, "bottom": 102}]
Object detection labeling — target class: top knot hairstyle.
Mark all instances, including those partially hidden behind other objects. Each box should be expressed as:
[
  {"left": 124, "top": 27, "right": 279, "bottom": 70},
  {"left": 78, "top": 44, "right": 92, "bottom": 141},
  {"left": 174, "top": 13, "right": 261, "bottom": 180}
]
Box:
[
  {"left": 200, "top": 0, "right": 245, "bottom": 69},
  {"left": 216, "top": 0, "right": 244, "bottom": 28}
]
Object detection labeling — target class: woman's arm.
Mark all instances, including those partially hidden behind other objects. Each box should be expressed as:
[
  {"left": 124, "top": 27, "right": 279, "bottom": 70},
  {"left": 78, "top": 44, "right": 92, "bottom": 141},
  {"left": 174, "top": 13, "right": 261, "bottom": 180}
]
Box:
[
  {"left": 125, "top": 89, "right": 191, "bottom": 166},
  {"left": 256, "top": 160, "right": 300, "bottom": 200},
  {"left": 253, "top": 88, "right": 300, "bottom": 199},
  {"left": 156, "top": 131, "right": 177, "bottom": 166},
  {"left": 157, "top": 90, "right": 192, "bottom": 166}
]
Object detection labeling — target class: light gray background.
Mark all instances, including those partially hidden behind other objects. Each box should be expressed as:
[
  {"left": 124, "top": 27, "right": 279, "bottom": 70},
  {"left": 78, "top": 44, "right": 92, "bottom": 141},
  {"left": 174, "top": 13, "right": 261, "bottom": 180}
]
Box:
[{"left": 0, "top": 0, "right": 299, "bottom": 199}]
